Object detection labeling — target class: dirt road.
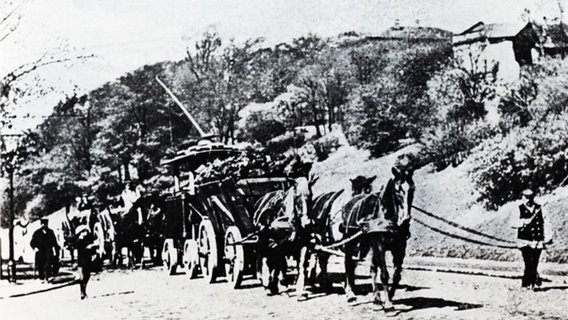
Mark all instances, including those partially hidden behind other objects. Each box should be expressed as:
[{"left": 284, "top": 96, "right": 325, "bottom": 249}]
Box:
[{"left": 1, "top": 263, "right": 566, "bottom": 320}]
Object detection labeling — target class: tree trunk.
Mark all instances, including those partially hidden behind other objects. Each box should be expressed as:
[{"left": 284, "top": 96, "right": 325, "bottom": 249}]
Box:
[
  {"left": 312, "top": 102, "right": 322, "bottom": 138},
  {"left": 123, "top": 160, "right": 131, "bottom": 182}
]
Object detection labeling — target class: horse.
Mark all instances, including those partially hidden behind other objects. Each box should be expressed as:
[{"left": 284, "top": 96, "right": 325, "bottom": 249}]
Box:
[
  {"left": 107, "top": 199, "right": 146, "bottom": 268},
  {"left": 307, "top": 169, "right": 414, "bottom": 309},
  {"left": 141, "top": 195, "right": 166, "bottom": 266},
  {"left": 253, "top": 176, "right": 317, "bottom": 297},
  {"left": 105, "top": 193, "right": 165, "bottom": 268},
  {"left": 301, "top": 175, "right": 376, "bottom": 295},
  {"left": 362, "top": 167, "right": 414, "bottom": 309}
]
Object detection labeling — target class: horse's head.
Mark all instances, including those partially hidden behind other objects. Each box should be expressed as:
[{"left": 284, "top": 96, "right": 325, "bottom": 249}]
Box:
[
  {"left": 380, "top": 166, "right": 414, "bottom": 224},
  {"left": 350, "top": 175, "right": 376, "bottom": 196}
]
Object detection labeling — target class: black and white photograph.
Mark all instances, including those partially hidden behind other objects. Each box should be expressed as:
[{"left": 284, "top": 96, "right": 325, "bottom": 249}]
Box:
[{"left": 0, "top": 1, "right": 567, "bottom": 319}]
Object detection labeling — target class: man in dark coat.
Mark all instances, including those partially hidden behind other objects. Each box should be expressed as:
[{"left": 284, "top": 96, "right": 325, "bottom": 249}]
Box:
[
  {"left": 30, "top": 218, "right": 60, "bottom": 282},
  {"left": 511, "top": 189, "right": 553, "bottom": 289}
]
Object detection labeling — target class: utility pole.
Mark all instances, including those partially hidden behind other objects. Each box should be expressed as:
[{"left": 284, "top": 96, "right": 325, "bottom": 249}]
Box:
[
  {"left": 1, "top": 133, "right": 23, "bottom": 282},
  {"left": 8, "top": 162, "right": 15, "bottom": 282}
]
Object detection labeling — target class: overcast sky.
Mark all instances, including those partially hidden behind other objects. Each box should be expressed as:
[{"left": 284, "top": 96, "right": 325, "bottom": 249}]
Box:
[{"left": 1, "top": 0, "right": 566, "bottom": 132}]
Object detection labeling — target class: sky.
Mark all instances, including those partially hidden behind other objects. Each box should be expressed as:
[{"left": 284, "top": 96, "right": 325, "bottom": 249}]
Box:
[{"left": 1, "top": 0, "right": 566, "bottom": 133}]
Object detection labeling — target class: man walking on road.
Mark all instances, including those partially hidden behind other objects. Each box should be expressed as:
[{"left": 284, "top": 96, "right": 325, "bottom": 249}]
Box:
[
  {"left": 510, "top": 189, "right": 553, "bottom": 290},
  {"left": 30, "top": 218, "right": 60, "bottom": 282},
  {"left": 74, "top": 224, "right": 97, "bottom": 299}
]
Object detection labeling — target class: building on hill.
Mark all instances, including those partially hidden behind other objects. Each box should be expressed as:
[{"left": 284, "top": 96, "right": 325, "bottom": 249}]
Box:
[
  {"left": 379, "top": 25, "right": 454, "bottom": 41},
  {"left": 332, "top": 24, "right": 452, "bottom": 50},
  {"left": 452, "top": 21, "right": 539, "bottom": 82},
  {"left": 453, "top": 21, "right": 568, "bottom": 81}
]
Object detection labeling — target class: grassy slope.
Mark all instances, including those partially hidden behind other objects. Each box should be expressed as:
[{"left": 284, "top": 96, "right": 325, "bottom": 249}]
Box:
[{"left": 311, "top": 136, "right": 568, "bottom": 263}]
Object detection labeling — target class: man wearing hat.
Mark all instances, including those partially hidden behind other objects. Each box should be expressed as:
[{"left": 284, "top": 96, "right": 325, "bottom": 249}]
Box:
[
  {"left": 74, "top": 223, "right": 97, "bottom": 299},
  {"left": 30, "top": 218, "right": 60, "bottom": 282},
  {"left": 511, "top": 189, "right": 553, "bottom": 290}
]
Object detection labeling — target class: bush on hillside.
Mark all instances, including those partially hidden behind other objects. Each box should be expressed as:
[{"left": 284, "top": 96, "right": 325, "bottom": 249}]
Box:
[
  {"left": 470, "top": 120, "right": 568, "bottom": 209},
  {"left": 497, "top": 74, "right": 538, "bottom": 131},
  {"left": 342, "top": 82, "right": 409, "bottom": 157},
  {"left": 419, "top": 122, "right": 497, "bottom": 171},
  {"left": 265, "top": 131, "right": 306, "bottom": 156},
  {"left": 239, "top": 111, "right": 286, "bottom": 144},
  {"left": 311, "top": 135, "right": 341, "bottom": 161},
  {"left": 471, "top": 59, "right": 568, "bottom": 209}
]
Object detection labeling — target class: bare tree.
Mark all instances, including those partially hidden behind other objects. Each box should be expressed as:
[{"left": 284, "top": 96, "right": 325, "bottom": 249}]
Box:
[{"left": 0, "top": 0, "right": 93, "bottom": 129}]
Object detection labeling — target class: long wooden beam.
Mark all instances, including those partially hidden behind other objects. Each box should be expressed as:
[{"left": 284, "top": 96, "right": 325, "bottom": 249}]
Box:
[{"left": 155, "top": 76, "right": 206, "bottom": 137}]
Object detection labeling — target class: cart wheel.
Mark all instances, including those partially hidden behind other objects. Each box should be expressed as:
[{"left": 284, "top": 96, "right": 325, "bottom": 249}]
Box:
[
  {"left": 224, "top": 226, "right": 244, "bottom": 289},
  {"left": 256, "top": 256, "right": 269, "bottom": 287},
  {"left": 162, "top": 239, "right": 177, "bottom": 275},
  {"left": 183, "top": 239, "right": 199, "bottom": 279},
  {"left": 198, "top": 220, "right": 218, "bottom": 283}
]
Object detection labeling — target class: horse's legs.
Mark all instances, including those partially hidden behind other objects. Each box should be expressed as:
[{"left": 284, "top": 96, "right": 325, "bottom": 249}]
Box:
[
  {"left": 344, "top": 243, "right": 357, "bottom": 302},
  {"left": 127, "top": 246, "right": 134, "bottom": 269},
  {"left": 266, "top": 253, "right": 281, "bottom": 295},
  {"left": 370, "top": 258, "right": 380, "bottom": 305},
  {"left": 371, "top": 236, "right": 392, "bottom": 310},
  {"left": 296, "top": 246, "right": 309, "bottom": 300},
  {"left": 268, "top": 267, "right": 280, "bottom": 295},
  {"left": 389, "top": 239, "right": 407, "bottom": 300},
  {"left": 318, "top": 252, "right": 331, "bottom": 291}
]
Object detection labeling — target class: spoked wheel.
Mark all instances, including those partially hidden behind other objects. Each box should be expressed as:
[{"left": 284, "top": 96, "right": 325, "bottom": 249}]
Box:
[
  {"left": 198, "top": 220, "right": 218, "bottom": 283},
  {"left": 183, "top": 239, "right": 199, "bottom": 279},
  {"left": 224, "top": 226, "right": 244, "bottom": 289},
  {"left": 162, "top": 239, "right": 177, "bottom": 275}
]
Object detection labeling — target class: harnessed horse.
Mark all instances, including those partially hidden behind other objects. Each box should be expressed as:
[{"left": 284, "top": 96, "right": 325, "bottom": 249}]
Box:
[
  {"left": 307, "top": 169, "right": 414, "bottom": 309},
  {"left": 103, "top": 193, "right": 165, "bottom": 268},
  {"left": 107, "top": 198, "right": 146, "bottom": 268},
  {"left": 253, "top": 176, "right": 316, "bottom": 296},
  {"left": 364, "top": 167, "right": 413, "bottom": 309}
]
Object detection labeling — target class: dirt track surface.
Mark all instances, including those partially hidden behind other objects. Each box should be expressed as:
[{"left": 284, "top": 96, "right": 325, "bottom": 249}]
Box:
[{"left": 1, "top": 262, "right": 567, "bottom": 320}]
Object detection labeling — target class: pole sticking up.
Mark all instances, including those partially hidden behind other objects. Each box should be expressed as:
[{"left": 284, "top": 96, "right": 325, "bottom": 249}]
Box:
[{"left": 155, "top": 76, "right": 207, "bottom": 138}]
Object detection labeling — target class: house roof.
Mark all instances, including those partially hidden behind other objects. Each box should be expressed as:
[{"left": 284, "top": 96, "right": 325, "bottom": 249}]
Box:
[
  {"left": 453, "top": 21, "right": 533, "bottom": 45},
  {"left": 484, "top": 23, "right": 530, "bottom": 39}
]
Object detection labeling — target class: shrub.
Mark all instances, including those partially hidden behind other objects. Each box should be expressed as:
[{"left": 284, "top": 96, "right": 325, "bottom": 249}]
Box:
[
  {"left": 240, "top": 111, "right": 286, "bottom": 144},
  {"left": 470, "top": 59, "right": 568, "bottom": 209},
  {"left": 265, "top": 132, "right": 306, "bottom": 156},
  {"left": 418, "top": 121, "right": 496, "bottom": 171},
  {"left": 470, "top": 120, "right": 568, "bottom": 209},
  {"left": 311, "top": 135, "right": 341, "bottom": 161}
]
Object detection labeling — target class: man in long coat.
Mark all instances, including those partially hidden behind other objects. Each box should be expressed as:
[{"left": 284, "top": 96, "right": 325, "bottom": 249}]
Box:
[{"left": 30, "top": 218, "right": 60, "bottom": 282}]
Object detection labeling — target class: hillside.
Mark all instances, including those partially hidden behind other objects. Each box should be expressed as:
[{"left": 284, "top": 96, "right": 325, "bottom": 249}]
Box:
[{"left": 311, "top": 130, "right": 568, "bottom": 263}]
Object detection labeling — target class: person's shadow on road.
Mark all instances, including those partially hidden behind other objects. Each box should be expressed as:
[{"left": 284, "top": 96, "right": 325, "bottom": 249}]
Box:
[
  {"left": 534, "top": 286, "right": 568, "bottom": 292},
  {"left": 391, "top": 297, "right": 482, "bottom": 315}
]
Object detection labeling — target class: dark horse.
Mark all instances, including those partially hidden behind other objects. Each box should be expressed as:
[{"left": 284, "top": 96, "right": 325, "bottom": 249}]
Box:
[
  {"left": 141, "top": 195, "right": 165, "bottom": 266},
  {"left": 308, "top": 168, "right": 414, "bottom": 309},
  {"left": 253, "top": 176, "right": 316, "bottom": 297},
  {"left": 105, "top": 197, "right": 145, "bottom": 268},
  {"left": 106, "top": 194, "right": 166, "bottom": 268}
]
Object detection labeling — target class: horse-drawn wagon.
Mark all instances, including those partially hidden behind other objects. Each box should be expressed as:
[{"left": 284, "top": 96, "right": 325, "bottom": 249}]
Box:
[
  {"left": 159, "top": 141, "right": 293, "bottom": 288},
  {"left": 154, "top": 76, "right": 295, "bottom": 287}
]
